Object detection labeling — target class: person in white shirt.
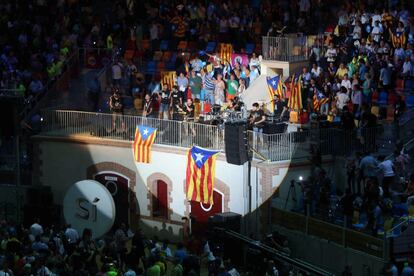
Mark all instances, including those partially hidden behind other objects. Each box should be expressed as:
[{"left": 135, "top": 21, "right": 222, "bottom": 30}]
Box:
[
  {"left": 335, "top": 87, "right": 350, "bottom": 110},
  {"left": 112, "top": 61, "right": 124, "bottom": 85},
  {"left": 341, "top": 74, "right": 352, "bottom": 93},
  {"left": 402, "top": 56, "right": 413, "bottom": 77},
  {"left": 325, "top": 43, "right": 337, "bottom": 63},
  {"left": 352, "top": 21, "right": 362, "bottom": 40},
  {"left": 371, "top": 10, "right": 382, "bottom": 26},
  {"left": 310, "top": 63, "right": 322, "bottom": 78},
  {"left": 64, "top": 224, "right": 79, "bottom": 244},
  {"left": 30, "top": 218, "right": 43, "bottom": 238},
  {"left": 371, "top": 21, "right": 382, "bottom": 43},
  {"left": 377, "top": 155, "right": 395, "bottom": 197}
]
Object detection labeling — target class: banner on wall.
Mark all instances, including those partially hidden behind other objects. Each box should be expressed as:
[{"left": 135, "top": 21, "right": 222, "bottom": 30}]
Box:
[
  {"left": 185, "top": 146, "right": 220, "bottom": 205},
  {"left": 63, "top": 180, "right": 115, "bottom": 238},
  {"left": 133, "top": 125, "right": 157, "bottom": 163},
  {"left": 231, "top": 53, "right": 249, "bottom": 67}
]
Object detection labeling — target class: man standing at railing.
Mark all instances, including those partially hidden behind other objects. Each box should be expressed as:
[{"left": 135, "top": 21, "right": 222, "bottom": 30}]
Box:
[
  {"left": 88, "top": 75, "right": 101, "bottom": 112},
  {"left": 109, "top": 90, "right": 125, "bottom": 133}
]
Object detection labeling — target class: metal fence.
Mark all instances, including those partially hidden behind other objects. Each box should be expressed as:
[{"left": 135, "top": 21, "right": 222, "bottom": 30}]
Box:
[
  {"left": 41, "top": 110, "right": 389, "bottom": 162},
  {"left": 262, "top": 35, "right": 309, "bottom": 61},
  {"left": 250, "top": 126, "right": 385, "bottom": 162},
  {"left": 20, "top": 51, "right": 80, "bottom": 120},
  {"left": 41, "top": 110, "right": 224, "bottom": 150}
]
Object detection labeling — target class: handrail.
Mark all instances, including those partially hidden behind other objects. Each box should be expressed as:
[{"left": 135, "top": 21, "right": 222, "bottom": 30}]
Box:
[
  {"left": 214, "top": 227, "right": 334, "bottom": 275},
  {"left": 19, "top": 50, "right": 79, "bottom": 120}
]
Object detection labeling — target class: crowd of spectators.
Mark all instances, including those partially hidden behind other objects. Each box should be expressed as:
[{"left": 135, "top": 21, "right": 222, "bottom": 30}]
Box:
[
  {"left": 0, "top": 218, "right": 298, "bottom": 276},
  {"left": 293, "top": 139, "right": 413, "bottom": 240}
]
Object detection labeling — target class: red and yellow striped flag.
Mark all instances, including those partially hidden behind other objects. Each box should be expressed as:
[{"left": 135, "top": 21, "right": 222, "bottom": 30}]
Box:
[
  {"left": 313, "top": 92, "right": 329, "bottom": 112},
  {"left": 186, "top": 146, "right": 220, "bottom": 205},
  {"left": 133, "top": 125, "right": 157, "bottom": 163},
  {"left": 161, "top": 71, "right": 177, "bottom": 90},
  {"left": 288, "top": 75, "right": 302, "bottom": 110},
  {"left": 218, "top": 43, "right": 233, "bottom": 63}
]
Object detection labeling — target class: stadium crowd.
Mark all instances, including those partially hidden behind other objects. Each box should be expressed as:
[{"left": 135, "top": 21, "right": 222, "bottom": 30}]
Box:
[{"left": 0, "top": 218, "right": 305, "bottom": 276}]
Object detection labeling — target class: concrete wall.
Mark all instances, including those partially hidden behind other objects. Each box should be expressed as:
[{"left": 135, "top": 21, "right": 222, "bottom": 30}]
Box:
[
  {"left": 272, "top": 225, "right": 385, "bottom": 276},
  {"left": 33, "top": 136, "right": 301, "bottom": 240},
  {"left": 261, "top": 60, "right": 309, "bottom": 77}
]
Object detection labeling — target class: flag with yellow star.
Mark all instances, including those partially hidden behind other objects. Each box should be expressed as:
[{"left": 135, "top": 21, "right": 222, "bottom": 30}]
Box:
[
  {"left": 133, "top": 125, "right": 157, "bottom": 163},
  {"left": 185, "top": 146, "right": 220, "bottom": 205}
]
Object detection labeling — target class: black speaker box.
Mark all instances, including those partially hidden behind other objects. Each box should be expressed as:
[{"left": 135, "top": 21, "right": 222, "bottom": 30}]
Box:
[
  {"left": 208, "top": 212, "right": 242, "bottom": 233},
  {"left": 263, "top": 122, "right": 287, "bottom": 134},
  {"left": 224, "top": 122, "right": 249, "bottom": 165}
]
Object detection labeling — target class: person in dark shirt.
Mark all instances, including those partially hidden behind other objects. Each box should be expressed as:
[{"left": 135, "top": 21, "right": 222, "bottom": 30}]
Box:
[
  {"left": 109, "top": 91, "right": 125, "bottom": 132},
  {"left": 143, "top": 94, "right": 154, "bottom": 118},
  {"left": 340, "top": 106, "right": 355, "bottom": 130},
  {"left": 249, "top": 102, "right": 266, "bottom": 131},
  {"left": 394, "top": 95, "right": 406, "bottom": 139},
  {"left": 170, "top": 86, "right": 183, "bottom": 120},
  {"left": 159, "top": 84, "right": 170, "bottom": 119},
  {"left": 273, "top": 95, "right": 284, "bottom": 119},
  {"left": 183, "top": 98, "right": 195, "bottom": 120}
]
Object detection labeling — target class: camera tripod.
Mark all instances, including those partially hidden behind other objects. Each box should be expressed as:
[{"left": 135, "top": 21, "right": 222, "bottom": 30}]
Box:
[{"left": 284, "top": 180, "right": 297, "bottom": 210}]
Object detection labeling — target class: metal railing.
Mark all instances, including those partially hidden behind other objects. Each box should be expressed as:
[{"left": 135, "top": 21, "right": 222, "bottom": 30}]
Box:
[
  {"left": 40, "top": 110, "right": 390, "bottom": 161},
  {"left": 250, "top": 126, "right": 386, "bottom": 161},
  {"left": 271, "top": 207, "right": 385, "bottom": 258},
  {"left": 20, "top": 51, "right": 80, "bottom": 120},
  {"left": 262, "top": 35, "right": 309, "bottom": 61},
  {"left": 40, "top": 110, "right": 224, "bottom": 151}
]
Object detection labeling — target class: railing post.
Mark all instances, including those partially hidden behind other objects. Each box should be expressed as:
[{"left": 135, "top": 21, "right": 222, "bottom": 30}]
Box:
[
  {"left": 305, "top": 203, "right": 310, "bottom": 235},
  {"left": 342, "top": 215, "right": 346, "bottom": 247}
]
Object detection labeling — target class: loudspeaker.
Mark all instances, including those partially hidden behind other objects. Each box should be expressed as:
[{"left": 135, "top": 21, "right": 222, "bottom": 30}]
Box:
[
  {"left": 263, "top": 122, "right": 287, "bottom": 134},
  {"left": 208, "top": 212, "right": 242, "bottom": 233},
  {"left": 224, "top": 122, "right": 249, "bottom": 165}
]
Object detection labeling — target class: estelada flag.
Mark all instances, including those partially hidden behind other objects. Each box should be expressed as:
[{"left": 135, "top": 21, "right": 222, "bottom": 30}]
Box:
[
  {"left": 186, "top": 146, "right": 220, "bottom": 205},
  {"left": 133, "top": 125, "right": 157, "bottom": 163},
  {"left": 313, "top": 91, "right": 329, "bottom": 112},
  {"left": 288, "top": 75, "right": 303, "bottom": 110}
]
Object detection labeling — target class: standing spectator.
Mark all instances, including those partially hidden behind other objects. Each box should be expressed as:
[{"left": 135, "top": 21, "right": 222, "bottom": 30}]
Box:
[
  {"left": 325, "top": 43, "right": 337, "bottom": 64},
  {"left": 214, "top": 74, "right": 225, "bottom": 106},
  {"left": 114, "top": 223, "right": 130, "bottom": 270},
  {"left": 351, "top": 84, "right": 363, "bottom": 116},
  {"left": 379, "top": 62, "right": 391, "bottom": 91},
  {"left": 159, "top": 85, "right": 170, "bottom": 119},
  {"left": 177, "top": 72, "right": 189, "bottom": 101},
  {"left": 359, "top": 152, "right": 378, "bottom": 191},
  {"left": 226, "top": 74, "right": 238, "bottom": 101},
  {"left": 29, "top": 218, "right": 43, "bottom": 240},
  {"left": 112, "top": 60, "right": 124, "bottom": 86},
  {"left": 362, "top": 73, "right": 372, "bottom": 104},
  {"left": 336, "top": 86, "right": 350, "bottom": 111},
  {"left": 189, "top": 70, "right": 202, "bottom": 100},
  {"left": 377, "top": 155, "right": 395, "bottom": 197}
]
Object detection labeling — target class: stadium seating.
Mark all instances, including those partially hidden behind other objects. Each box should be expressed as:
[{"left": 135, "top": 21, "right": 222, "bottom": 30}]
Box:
[
  {"left": 146, "top": 61, "right": 157, "bottom": 74},
  {"left": 377, "top": 91, "right": 388, "bottom": 106},
  {"left": 153, "top": 51, "right": 163, "bottom": 61},
  {"left": 177, "top": 41, "right": 188, "bottom": 51},
  {"left": 245, "top": 43, "right": 255, "bottom": 54},
  {"left": 160, "top": 40, "right": 169, "bottom": 51},
  {"left": 205, "top": 41, "right": 216, "bottom": 53},
  {"left": 406, "top": 94, "right": 414, "bottom": 109}
]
